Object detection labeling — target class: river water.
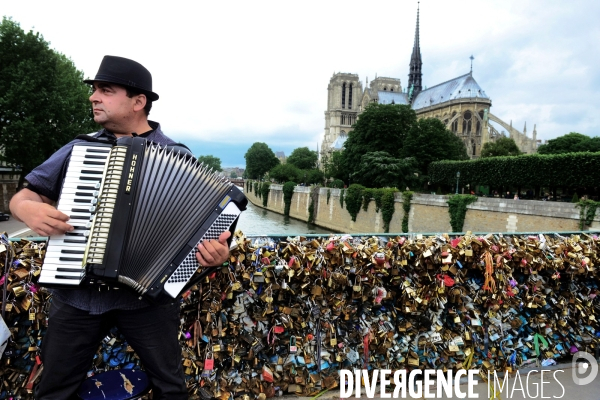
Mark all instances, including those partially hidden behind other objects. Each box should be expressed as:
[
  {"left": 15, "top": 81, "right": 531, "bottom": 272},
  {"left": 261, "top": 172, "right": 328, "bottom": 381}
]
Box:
[{"left": 235, "top": 200, "right": 333, "bottom": 236}]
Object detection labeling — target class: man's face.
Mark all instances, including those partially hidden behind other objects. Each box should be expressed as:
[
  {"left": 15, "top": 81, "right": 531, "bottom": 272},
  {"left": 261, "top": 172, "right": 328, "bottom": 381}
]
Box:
[{"left": 89, "top": 82, "right": 138, "bottom": 129}]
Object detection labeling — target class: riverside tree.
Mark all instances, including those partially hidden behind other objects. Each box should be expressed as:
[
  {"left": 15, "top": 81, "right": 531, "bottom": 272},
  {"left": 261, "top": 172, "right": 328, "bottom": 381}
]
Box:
[
  {"left": 286, "top": 147, "right": 318, "bottom": 170},
  {"left": 401, "top": 118, "right": 469, "bottom": 173},
  {"left": 269, "top": 163, "right": 301, "bottom": 183},
  {"left": 197, "top": 155, "right": 222, "bottom": 172},
  {"left": 322, "top": 151, "right": 345, "bottom": 182},
  {"left": 0, "top": 17, "right": 98, "bottom": 186},
  {"left": 244, "top": 142, "right": 279, "bottom": 179},
  {"left": 341, "top": 103, "right": 417, "bottom": 176},
  {"left": 354, "top": 151, "right": 419, "bottom": 189}
]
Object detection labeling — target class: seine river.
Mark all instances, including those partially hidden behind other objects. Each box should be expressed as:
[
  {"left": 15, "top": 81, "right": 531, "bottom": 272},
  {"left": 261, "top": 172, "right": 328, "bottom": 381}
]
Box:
[{"left": 235, "top": 200, "right": 333, "bottom": 236}]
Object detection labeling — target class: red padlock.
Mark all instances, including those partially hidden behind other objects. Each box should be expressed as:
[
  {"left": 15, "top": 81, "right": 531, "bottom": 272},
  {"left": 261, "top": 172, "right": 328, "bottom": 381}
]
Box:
[
  {"left": 274, "top": 326, "right": 285, "bottom": 334},
  {"left": 373, "top": 252, "right": 386, "bottom": 265}
]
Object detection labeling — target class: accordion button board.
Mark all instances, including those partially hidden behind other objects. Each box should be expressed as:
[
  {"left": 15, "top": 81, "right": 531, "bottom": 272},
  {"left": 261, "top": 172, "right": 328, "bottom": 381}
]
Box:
[{"left": 163, "top": 202, "right": 241, "bottom": 298}]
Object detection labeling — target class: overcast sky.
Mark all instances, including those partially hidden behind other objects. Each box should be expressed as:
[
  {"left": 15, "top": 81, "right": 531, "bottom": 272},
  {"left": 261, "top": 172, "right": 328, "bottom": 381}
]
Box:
[{"left": 4, "top": 0, "right": 600, "bottom": 167}]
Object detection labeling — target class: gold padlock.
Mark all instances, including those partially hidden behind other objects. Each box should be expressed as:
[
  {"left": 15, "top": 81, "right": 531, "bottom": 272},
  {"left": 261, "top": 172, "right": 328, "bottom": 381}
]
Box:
[{"left": 312, "top": 283, "right": 323, "bottom": 296}]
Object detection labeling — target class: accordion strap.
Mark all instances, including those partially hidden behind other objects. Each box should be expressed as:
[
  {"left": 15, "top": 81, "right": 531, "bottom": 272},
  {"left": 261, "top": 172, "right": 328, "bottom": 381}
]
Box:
[{"left": 74, "top": 133, "right": 117, "bottom": 144}]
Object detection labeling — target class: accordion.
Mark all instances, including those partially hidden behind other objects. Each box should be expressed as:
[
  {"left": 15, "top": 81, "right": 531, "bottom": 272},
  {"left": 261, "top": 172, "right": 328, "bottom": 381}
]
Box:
[{"left": 39, "top": 137, "right": 247, "bottom": 303}]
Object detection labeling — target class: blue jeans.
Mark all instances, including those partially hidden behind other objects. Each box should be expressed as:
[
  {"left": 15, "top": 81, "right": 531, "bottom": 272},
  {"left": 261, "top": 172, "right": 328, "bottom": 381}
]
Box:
[{"left": 35, "top": 298, "right": 187, "bottom": 399}]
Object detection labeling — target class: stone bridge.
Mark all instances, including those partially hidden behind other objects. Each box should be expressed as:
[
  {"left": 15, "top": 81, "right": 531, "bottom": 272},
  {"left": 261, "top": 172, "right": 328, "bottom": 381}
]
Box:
[{"left": 230, "top": 178, "right": 244, "bottom": 187}]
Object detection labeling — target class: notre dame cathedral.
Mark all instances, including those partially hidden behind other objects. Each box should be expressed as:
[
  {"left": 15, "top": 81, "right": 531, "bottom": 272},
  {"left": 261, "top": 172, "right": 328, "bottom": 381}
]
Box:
[{"left": 320, "top": 5, "right": 538, "bottom": 160}]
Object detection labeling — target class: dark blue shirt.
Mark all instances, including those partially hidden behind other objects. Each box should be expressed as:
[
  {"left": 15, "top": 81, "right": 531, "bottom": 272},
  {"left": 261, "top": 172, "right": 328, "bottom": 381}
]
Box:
[{"left": 25, "top": 121, "right": 178, "bottom": 314}]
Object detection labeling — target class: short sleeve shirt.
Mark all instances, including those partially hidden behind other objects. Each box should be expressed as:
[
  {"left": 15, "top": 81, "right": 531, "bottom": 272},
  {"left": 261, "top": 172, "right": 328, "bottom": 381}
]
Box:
[{"left": 25, "top": 121, "right": 179, "bottom": 314}]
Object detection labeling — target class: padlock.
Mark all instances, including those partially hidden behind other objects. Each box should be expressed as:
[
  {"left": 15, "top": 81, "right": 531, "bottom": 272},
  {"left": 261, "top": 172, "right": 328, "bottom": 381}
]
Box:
[
  {"left": 204, "top": 351, "right": 214, "bottom": 371},
  {"left": 289, "top": 336, "right": 297, "bottom": 354},
  {"left": 311, "top": 279, "right": 323, "bottom": 296}
]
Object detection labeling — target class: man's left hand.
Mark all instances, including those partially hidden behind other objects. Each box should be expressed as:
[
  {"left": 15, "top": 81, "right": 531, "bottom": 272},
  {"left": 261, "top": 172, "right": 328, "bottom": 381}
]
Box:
[{"left": 196, "top": 231, "right": 231, "bottom": 267}]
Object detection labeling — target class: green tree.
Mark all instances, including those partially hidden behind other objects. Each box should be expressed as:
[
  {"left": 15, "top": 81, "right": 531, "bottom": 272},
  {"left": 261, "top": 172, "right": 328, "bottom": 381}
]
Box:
[
  {"left": 197, "top": 155, "right": 222, "bottom": 171},
  {"left": 269, "top": 163, "right": 301, "bottom": 183},
  {"left": 304, "top": 168, "right": 324, "bottom": 185},
  {"left": 574, "top": 136, "right": 600, "bottom": 153},
  {"left": 480, "top": 137, "right": 522, "bottom": 157},
  {"left": 0, "top": 17, "right": 98, "bottom": 186},
  {"left": 537, "top": 132, "right": 590, "bottom": 154},
  {"left": 322, "top": 151, "right": 345, "bottom": 181},
  {"left": 244, "top": 142, "right": 280, "bottom": 179},
  {"left": 230, "top": 172, "right": 238, "bottom": 178},
  {"left": 401, "top": 118, "right": 468, "bottom": 174},
  {"left": 354, "top": 151, "right": 418, "bottom": 189},
  {"left": 341, "top": 104, "right": 417, "bottom": 176},
  {"left": 286, "top": 147, "right": 318, "bottom": 170}
]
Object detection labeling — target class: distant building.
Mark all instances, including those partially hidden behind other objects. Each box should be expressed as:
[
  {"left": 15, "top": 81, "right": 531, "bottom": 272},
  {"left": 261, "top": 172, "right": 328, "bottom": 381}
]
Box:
[
  {"left": 221, "top": 167, "right": 245, "bottom": 178},
  {"left": 321, "top": 5, "right": 537, "bottom": 161},
  {"left": 275, "top": 151, "right": 286, "bottom": 163}
]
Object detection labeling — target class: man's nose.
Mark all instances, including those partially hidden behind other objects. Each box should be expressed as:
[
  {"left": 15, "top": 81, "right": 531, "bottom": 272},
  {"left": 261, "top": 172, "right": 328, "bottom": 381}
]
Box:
[{"left": 89, "top": 91, "right": 99, "bottom": 103}]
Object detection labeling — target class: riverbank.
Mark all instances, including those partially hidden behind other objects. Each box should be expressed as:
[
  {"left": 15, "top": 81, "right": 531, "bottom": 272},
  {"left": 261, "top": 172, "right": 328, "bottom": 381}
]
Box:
[{"left": 245, "top": 183, "right": 600, "bottom": 233}]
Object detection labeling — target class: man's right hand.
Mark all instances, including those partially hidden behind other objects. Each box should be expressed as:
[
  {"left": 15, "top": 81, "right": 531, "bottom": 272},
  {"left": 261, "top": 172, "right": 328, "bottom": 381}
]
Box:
[{"left": 9, "top": 188, "right": 73, "bottom": 237}]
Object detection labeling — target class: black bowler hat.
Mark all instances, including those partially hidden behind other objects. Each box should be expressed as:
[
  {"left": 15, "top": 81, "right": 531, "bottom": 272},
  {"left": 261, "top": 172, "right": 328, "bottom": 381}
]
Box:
[{"left": 84, "top": 55, "right": 159, "bottom": 101}]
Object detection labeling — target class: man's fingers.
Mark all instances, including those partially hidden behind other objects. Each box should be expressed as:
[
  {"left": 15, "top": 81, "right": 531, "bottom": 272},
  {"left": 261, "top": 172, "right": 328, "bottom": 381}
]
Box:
[
  {"left": 34, "top": 228, "right": 50, "bottom": 237},
  {"left": 218, "top": 230, "right": 231, "bottom": 244},
  {"left": 44, "top": 216, "right": 73, "bottom": 233},
  {"left": 196, "top": 234, "right": 231, "bottom": 267},
  {"left": 48, "top": 208, "right": 71, "bottom": 222}
]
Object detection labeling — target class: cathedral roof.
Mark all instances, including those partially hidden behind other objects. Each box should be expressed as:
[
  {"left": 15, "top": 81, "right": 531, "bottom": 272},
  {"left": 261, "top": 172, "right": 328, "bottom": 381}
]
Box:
[
  {"left": 378, "top": 91, "right": 409, "bottom": 105},
  {"left": 331, "top": 132, "right": 348, "bottom": 150},
  {"left": 411, "top": 73, "right": 489, "bottom": 110}
]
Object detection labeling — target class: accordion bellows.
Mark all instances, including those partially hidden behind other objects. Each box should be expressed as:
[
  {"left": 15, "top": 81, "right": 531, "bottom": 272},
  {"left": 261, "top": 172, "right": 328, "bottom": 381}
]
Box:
[{"left": 40, "top": 137, "right": 247, "bottom": 303}]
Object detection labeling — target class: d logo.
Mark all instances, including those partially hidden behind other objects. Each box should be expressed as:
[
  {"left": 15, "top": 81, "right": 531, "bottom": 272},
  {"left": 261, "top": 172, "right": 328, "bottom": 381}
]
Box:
[{"left": 572, "top": 351, "right": 598, "bottom": 386}]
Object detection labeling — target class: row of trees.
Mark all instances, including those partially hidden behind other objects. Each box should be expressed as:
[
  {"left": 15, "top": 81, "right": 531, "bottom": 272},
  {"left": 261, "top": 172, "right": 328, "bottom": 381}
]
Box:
[
  {"left": 429, "top": 152, "right": 600, "bottom": 192},
  {"left": 244, "top": 143, "right": 324, "bottom": 184},
  {"left": 479, "top": 132, "right": 600, "bottom": 158}
]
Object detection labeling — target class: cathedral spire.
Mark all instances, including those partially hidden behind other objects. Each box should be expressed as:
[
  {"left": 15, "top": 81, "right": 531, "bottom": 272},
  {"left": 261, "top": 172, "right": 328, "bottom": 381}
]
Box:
[{"left": 408, "top": 2, "right": 423, "bottom": 102}]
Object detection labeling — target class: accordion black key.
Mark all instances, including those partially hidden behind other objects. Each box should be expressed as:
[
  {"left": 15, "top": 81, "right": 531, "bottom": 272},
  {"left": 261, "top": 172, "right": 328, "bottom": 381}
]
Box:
[{"left": 40, "top": 136, "right": 247, "bottom": 302}]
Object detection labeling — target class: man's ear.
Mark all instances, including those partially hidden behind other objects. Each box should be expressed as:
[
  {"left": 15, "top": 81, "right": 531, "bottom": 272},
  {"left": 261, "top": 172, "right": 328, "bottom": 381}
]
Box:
[{"left": 133, "top": 94, "right": 147, "bottom": 112}]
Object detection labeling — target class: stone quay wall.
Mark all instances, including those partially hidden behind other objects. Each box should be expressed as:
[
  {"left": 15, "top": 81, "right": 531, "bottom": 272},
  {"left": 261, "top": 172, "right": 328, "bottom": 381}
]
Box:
[
  {"left": 245, "top": 184, "right": 600, "bottom": 233},
  {"left": 0, "top": 179, "right": 18, "bottom": 213}
]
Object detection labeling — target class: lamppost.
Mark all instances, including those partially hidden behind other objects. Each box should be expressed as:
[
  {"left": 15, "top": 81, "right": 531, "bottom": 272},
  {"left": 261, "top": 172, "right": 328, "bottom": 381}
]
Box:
[
  {"left": 455, "top": 171, "right": 461, "bottom": 194},
  {"left": 304, "top": 173, "right": 307, "bottom": 186}
]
